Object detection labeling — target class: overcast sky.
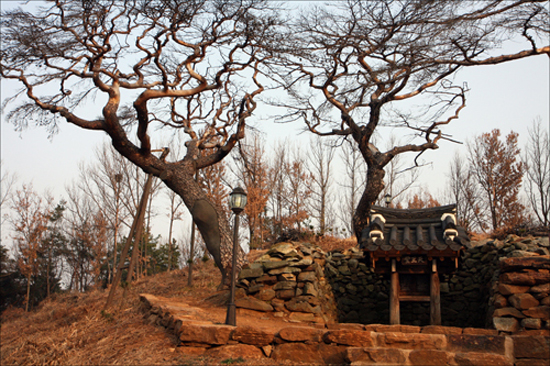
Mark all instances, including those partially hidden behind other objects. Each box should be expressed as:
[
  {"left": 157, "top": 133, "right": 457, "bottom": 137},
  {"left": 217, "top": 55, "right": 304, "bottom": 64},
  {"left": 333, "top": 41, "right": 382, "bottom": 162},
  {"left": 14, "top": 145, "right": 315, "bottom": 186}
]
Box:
[{"left": 1, "top": 1, "right": 549, "bottom": 247}]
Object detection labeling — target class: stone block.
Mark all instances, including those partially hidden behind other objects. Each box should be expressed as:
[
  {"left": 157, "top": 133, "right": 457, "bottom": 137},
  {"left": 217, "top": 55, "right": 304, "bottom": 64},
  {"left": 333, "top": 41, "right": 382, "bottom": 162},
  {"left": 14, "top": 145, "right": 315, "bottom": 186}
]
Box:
[
  {"left": 272, "top": 343, "right": 324, "bottom": 365},
  {"left": 409, "top": 350, "right": 452, "bottom": 366},
  {"left": 498, "top": 283, "right": 531, "bottom": 295},
  {"left": 447, "top": 334, "right": 507, "bottom": 354},
  {"left": 239, "top": 267, "right": 264, "bottom": 279},
  {"left": 462, "top": 328, "right": 498, "bottom": 335},
  {"left": 285, "top": 298, "right": 321, "bottom": 314},
  {"left": 318, "top": 344, "right": 347, "bottom": 365},
  {"left": 234, "top": 297, "right": 274, "bottom": 312},
  {"left": 366, "top": 324, "right": 421, "bottom": 333},
  {"left": 510, "top": 293, "right": 540, "bottom": 310},
  {"left": 345, "top": 347, "right": 407, "bottom": 365},
  {"left": 179, "top": 323, "right": 233, "bottom": 345},
  {"left": 500, "top": 256, "right": 550, "bottom": 271},
  {"left": 500, "top": 271, "right": 550, "bottom": 286},
  {"left": 275, "top": 289, "right": 295, "bottom": 300},
  {"left": 297, "top": 271, "right": 317, "bottom": 282},
  {"left": 521, "top": 318, "right": 542, "bottom": 329},
  {"left": 513, "top": 335, "right": 550, "bottom": 358},
  {"left": 177, "top": 346, "right": 207, "bottom": 356},
  {"left": 277, "top": 326, "right": 326, "bottom": 342},
  {"left": 324, "top": 329, "right": 374, "bottom": 347},
  {"left": 279, "top": 273, "right": 296, "bottom": 281},
  {"left": 515, "top": 359, "right": 550, "bottom": 366},
  {"left": 256, "top": 288, "right": 276, "bottom": 301},
  {"left": 262, "top": 259, "right": 289, "bottom": 270},
  {"left": 493, "top": 317, "right": 520, "bottom": 333},
  {"left": 522, "top": 306, "right": 550, "bottom": 320},
  {"left": 378, "top": 332, "right": 446, "bottom": 350},
  {"left": 493, "top": 307, "right": 527, "bottom": 318},
  {"left": 288, "top": 312, "right": 316, "bottom": 322},
  {"left": 255, "top": 274, "right": 278, "bottom": 284},
  {"left": 268, "top": 242, "right": 300, "bottom": 257},
  {"left": 494, "top": 294, "right": 508, "bottom": 308},
  {"left": 531, "top": 283, "right": 550, "bottom": 293},
  {"left": 454, "top": 352, "right": 513, "bottom": 366},
  {"left": 231, "top": 325, "right": 276, "bottom": 346},
  {"left": 205, "top": 344, "right": 264, "bottom": 360},
  {"left": 421, "top": 325, "right": 463, "bottom": 335}
]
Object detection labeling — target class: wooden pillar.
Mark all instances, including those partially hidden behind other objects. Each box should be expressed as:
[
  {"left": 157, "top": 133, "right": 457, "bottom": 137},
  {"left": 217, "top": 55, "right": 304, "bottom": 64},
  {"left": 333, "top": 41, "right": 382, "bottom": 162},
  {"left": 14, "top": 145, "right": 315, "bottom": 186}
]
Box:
[
  {"left": 390, "top": 258, "right": 400, "bottom": 325},
  {"left": 430, "top": 259, "right": 441, "bottom": 325}
]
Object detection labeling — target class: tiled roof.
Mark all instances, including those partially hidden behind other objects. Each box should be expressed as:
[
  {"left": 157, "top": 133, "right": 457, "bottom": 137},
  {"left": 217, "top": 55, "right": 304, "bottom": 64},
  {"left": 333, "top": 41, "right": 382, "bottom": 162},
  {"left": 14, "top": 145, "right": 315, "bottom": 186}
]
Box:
[{"left": 360, "top": 204, "right": 470, "bottom": 254}]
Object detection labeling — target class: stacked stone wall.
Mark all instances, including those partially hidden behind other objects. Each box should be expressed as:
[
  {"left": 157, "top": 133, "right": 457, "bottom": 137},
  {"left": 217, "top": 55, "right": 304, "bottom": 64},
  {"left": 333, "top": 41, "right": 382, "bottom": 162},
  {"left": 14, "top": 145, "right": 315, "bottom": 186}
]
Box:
[
  {"left": 236, "top": 236, "right": 549, "bottom": 330},
  {"left": 235, "top": 242, "right": 338, "bottom": 323}
]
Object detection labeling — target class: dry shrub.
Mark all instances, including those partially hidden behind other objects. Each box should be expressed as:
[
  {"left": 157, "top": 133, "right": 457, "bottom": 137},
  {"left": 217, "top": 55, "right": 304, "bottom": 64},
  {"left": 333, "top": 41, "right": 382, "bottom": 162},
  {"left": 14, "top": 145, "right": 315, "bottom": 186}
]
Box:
[{"left": 315, "top": 235, "right": 358, "bottom": 253}]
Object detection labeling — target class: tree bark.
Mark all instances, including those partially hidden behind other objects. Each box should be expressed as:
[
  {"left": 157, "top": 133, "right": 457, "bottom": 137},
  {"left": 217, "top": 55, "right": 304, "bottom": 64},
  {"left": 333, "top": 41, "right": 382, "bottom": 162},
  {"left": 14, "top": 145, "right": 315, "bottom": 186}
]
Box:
[{"left": 353, "top": 166, "right": 386, "bottom": 239}]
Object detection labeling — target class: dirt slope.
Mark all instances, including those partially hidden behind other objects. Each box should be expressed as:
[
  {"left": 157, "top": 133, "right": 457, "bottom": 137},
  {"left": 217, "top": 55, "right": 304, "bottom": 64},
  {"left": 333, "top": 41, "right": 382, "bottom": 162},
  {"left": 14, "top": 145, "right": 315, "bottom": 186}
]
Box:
[{"left": 0, "top": 259, "right": 283, "bottom": 366}]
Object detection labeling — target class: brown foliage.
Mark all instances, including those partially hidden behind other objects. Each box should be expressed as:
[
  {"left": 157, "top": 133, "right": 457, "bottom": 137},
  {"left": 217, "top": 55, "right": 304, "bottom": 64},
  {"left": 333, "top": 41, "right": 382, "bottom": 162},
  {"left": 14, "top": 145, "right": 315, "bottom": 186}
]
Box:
[{"left": 407, "top": 192, "right": 440, "bottom": 209}]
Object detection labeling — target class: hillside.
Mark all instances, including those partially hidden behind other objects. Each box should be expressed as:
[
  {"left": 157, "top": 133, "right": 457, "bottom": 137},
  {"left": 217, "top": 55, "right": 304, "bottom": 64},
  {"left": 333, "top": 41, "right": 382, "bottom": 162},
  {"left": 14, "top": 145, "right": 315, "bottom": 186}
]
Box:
[{"left": 0, "top": 258, "right": 282, "bottom": 366}]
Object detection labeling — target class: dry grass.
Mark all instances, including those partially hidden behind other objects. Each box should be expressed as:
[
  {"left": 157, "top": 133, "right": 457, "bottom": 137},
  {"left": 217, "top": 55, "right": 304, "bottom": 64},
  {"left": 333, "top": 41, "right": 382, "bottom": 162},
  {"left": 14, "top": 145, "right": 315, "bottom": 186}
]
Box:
[{"left": 0, "top": 260, "right": 250, "bottom": 366}]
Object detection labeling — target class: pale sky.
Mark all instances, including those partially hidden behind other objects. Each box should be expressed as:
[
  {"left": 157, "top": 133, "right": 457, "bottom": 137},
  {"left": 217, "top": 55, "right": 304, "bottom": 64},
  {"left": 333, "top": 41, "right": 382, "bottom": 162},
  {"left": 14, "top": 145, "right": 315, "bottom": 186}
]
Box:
[{"left": 1, "top": 1, "right": 549, "bottom": 247}]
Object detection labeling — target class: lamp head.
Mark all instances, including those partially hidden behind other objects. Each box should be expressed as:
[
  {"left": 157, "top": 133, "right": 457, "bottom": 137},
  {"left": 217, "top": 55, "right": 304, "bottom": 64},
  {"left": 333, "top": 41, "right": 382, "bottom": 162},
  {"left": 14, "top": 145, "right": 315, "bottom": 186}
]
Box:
[{"left": 229, "top": 187, "right": 247, "bottom": 214}]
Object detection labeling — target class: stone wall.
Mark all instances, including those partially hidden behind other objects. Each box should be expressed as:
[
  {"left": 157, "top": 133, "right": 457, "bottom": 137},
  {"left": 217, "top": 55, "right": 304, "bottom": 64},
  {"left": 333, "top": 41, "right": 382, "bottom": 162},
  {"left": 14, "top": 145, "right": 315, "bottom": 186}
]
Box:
[
  {"left": 140, "top": 293, "right": 550, "bottom": 366},
  {"left": 489, "top": 236, "right": 550, "bottom": 333},
  {"left": 236, "top": 236, "right": 549, "bottom": 330},
  {"left": 235, "top": 242, "right": 338, "bottom": 324}
]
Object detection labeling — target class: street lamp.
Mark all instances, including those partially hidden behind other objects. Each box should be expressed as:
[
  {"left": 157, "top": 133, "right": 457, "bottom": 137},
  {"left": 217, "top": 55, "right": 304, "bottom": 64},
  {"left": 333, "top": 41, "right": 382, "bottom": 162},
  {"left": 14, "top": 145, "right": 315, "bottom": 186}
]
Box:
[
  {"left": 384, "top": 193, "right": 392, "bottom": 207},
  {"left": 226, "top": 187, "right": 247, "bottom": 326}
]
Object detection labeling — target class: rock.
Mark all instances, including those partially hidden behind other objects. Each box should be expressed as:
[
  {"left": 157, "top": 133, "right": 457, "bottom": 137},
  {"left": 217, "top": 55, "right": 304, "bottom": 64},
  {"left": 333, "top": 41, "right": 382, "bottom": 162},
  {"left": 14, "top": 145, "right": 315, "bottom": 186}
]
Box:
[
  {"left": 493, "top": 307, "right": 526, "bottom": 318},
  {"left": 297, "top": 271, "right": 317, "bottom": 282},
  {"left": 447, "top": 334, "right": 507, "bottom": 354},
  {"left": 324, "top": 329, "right": 374, "bottom": 347},
  {"left": 262, "top": 260, "right": 289, "bottom": 270},
  {"left": 277, "top": 326, "right": 326, "bottom": 342},
  {"left": 272, "top": 343, "right": 324, "bottom": 365},
  {"left": 285, "top": 298, "right": 321, "bottom": 314},
  {"left": 179, "top": 323, "right": 233, "bottom": 345},
  {"left": 498, "top": 283, "right": 530, "bottom": 295},
  {"left": 256, "top": 288, "right": 276, "bottom": 301},
  {"left": 345, "top": 347, "right": 407, "bottom": 365},
  {"left": 239, "top": 267, "right": 264, "bottom": 279},
  {"left": 288, "top": 312, "right": 316, "bottom": 322},
  {"left": 279, "top": 273, "right": 296, "bottom": 281},
  {"left": 508, "top": 250, "right": 539, "bottom": 258},
  {"left": 493, "top": 317, "right": 519, "bottom": 332},
  {"left": 521, "top": 318, "right": 542, "bottom": 329},
  {"left": 338, "top": 265, "right": 351, "bottom": 276},
  {"left": 509, "top": 293, "right": 540, "bottom": 310},
  {"left": 288, "top": 256, "right": 313, "bottom": 267},
  {"left": 255, "top": 275, "right": 278, "bottom": 284},
  {"left": 271, "top": 298, "right": 286, "bottom": 312},
  {"left": 268, "top": 266, "right": 301, "bottom": 275},
  {"left": 513, "top": 335, "right": 550, "bottom": 358},
  {"left": 378, "top": 333, "right": 446, "bottom": 350},
  {"left": 500, "top": 271, "right": 550, "bottom": 286},
  {"left": 409, "top": 350, "right": 452, "bottom": 366},
  {"left": 205, "top": 344, "right": 264, "bottom": 360},
  {"left": 531, "top": 283, "right": 550, "bottom": 293},
  {"left": 421, "top": 325, "right": 463, "bottom": 335},
  {"left": 522, "top": 306, "right": 550, "bottom": 320},
  {"left": 273, "top": 281, "right": 297, "bottom": 290},
  {"left": 303, "top": 282, "right": 319, "bottom": 297},
  {"left": 269, "top": 243, "right": 300, "bottom": 257},
  {"left": 500, "top": 256, "right": 550, "bottom": 271},
  {"left": 276, "top": 288, "right": 295, "bottom": 300},
  {"left": 234, "top": 297, "right": 274, "bottom": 312},
  {"left": 453, "top": 352, "right": 513, "bottom": 366},
  {"left": 494, "top": 294, "right": 508, "bottom": 308},
  {"left": 231, "top": 325, "right": 276, "bottom": 346}
]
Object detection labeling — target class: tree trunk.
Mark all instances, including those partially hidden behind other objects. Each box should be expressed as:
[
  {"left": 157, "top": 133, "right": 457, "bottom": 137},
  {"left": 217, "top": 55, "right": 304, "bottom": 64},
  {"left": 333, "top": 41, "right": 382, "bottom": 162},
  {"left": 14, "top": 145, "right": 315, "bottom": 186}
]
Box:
[
  {"left": 25, "top": 273, "right": 31, "bottom": 312},
  {"left": 353, "top": 166, "right": 386, "bottom": 239},
  {"left": 162, "top": 162, "right": 245, "bottom": 287}
]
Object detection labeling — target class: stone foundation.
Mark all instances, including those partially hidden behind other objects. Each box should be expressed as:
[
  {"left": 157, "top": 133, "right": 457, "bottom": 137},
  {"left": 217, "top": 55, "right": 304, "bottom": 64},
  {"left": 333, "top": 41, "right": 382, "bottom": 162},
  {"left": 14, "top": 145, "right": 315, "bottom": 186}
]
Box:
[{"left": 140, "top": 293, "right": 549, "bottom": 365}]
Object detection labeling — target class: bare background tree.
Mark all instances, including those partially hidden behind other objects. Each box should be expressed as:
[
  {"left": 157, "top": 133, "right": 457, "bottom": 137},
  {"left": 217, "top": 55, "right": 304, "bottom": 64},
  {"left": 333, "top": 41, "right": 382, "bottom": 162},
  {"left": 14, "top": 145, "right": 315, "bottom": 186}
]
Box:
[{"left": 523, "top": 118, "right": 550, "bottom": 228}]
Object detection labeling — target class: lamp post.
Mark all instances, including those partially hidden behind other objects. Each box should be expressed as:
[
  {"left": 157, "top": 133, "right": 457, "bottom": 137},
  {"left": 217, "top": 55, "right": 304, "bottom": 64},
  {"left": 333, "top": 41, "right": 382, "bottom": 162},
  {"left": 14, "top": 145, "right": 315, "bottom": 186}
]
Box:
[
  {"left": 384, "top": 193, "right": 392, "bottom": 207},
  {"left": 226, "top": 187, "right": 247, "bottom": 326}
]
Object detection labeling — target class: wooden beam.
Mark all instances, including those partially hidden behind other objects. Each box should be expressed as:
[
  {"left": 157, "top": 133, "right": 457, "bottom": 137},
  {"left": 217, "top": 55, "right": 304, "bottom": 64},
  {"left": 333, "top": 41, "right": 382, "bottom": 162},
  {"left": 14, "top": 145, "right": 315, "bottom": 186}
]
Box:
[
  {"left": 430, "top": 259, "right": 441, "bottom": 325},
  {"left": 389, "top": 259, "right": 400, "bottom": 325},
  {"left": 416, "top": 225, "right": 425, "bottom": 246}
]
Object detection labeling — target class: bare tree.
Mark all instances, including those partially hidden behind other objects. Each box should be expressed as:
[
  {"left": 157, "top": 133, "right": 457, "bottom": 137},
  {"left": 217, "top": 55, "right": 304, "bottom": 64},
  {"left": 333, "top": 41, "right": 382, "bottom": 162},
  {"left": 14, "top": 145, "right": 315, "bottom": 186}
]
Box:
[
  {"left": 1, "top": 163, "right": 17, "bottom": 227},
  {"left": 268, "top": 0, "right": 549, "bottom": 239},
  {"left": 446, "top": 152, "right": 486, "bottom": 232},
  {"left": 1, "top": 0, "right": 280, "bottom": 285},
  {"left": 307, "top": 136, "right": 335, "bottom": 235},
  {"left": 523, "top": 118, "right": 550, "bottom": 228}
]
